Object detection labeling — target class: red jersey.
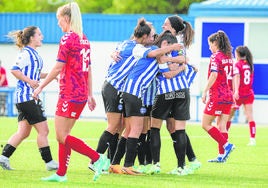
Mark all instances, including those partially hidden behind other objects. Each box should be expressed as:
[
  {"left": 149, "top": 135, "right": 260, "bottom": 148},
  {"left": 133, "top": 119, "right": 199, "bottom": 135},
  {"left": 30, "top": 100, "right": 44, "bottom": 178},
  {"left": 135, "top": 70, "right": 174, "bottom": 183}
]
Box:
[
  {"left": 233, "top": 59, "right": 254, "bottom": 97},
  {"left": 208, "top": 51, "right": 233, "bottom": 104},
  {"left": 0, "top": 66, "right": 8, "bottom": 86},
  {"left": 57, "top": 31, "right": 91, "bottom": 102}
]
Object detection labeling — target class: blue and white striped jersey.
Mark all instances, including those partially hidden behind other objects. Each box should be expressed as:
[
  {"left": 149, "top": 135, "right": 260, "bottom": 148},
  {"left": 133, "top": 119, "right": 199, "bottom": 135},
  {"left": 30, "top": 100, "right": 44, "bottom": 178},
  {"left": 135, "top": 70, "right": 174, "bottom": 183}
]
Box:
[
  {"left": 121, "top": 45, "right": 159, "bottom": 98},
  {"left": 156, "top": 38, "right": 197, "bottom": 94},
  {"left": 143, "top": 78, "right": 157, "bottom": 106},
  {"left": 185, "top": 64, "right": 197, "bottom": 87},
  {"left": 106, "top": 40, "right": 137, "bottom": 91},
  {"left": 106, "top": 41, "right": 152, "bottom": 91},
  {"left": 11, "top": 46, "right": 43, "bottom": 103}
]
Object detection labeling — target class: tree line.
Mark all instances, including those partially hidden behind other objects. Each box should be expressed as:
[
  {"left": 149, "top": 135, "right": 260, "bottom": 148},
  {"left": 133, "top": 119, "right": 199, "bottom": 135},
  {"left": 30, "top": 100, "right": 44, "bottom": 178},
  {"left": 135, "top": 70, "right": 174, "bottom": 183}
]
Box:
[{"left": 0, "top": 0, "right": 205, "bottom": 14}]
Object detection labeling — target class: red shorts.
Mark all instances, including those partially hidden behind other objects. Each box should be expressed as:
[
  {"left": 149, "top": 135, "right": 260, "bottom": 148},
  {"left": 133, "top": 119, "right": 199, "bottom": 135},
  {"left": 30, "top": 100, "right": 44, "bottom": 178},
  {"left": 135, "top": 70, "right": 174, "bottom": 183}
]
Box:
[
  {"left": 203, "top": 100, "right": 232, "bottom": 116},
  {"left": 235, "top": 94, "right": 254, "bottom": 107},
  {"left": 56, "top": 98, "right": 86, "bottom": 119}
]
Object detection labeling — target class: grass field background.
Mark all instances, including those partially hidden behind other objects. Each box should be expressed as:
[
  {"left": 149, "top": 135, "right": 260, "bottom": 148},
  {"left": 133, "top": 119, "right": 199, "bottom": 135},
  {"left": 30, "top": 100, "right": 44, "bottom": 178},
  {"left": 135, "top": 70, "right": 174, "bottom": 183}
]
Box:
[{"left": 0, "top": 117, "right": 267, "bottom": 188}]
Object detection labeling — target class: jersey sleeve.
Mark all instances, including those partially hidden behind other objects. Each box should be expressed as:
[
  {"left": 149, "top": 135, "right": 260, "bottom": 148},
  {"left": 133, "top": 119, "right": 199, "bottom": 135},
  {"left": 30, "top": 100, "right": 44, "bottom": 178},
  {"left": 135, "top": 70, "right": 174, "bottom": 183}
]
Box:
[
  {"left": 57, "top": 34, "right": 71, "bottom": 63},
  {"left": 132, "top": 44, "right": 152, "bottom": 59},
  {"left": 12, "top": 50, "right": 30, "bottom": 70},
  {"left": 233, "top": 62, "right": 241, "bottom": 75},
  {"left": 210, "top": 54, "right": 219, "bottom": 72}
]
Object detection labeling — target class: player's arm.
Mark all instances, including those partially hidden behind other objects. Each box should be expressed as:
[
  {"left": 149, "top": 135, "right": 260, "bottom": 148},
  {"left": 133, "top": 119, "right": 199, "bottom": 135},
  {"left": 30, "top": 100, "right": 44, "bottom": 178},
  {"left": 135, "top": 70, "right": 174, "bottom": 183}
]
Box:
[
  {"left": 163, "top": 64, "right": 186, "bottom": 79},
  {"left": 147, "top": 43, "right": 182, "bottom": 58},
  {"left": 233, "top": 74, "right": 240, "bottom": 100},
  {"left": 165, "top": 55, "right": 187, "bottom": 64},
  {"left": 32, "top": 61, "right": 64, "bottom": 99},
  {"left": 40, "top": 72, "right": 48, "bottom": 79},
  {"left": 11, "top": 69, "right": 39, "bottom": 89},
  {"left": 87, "top": 65, "right": 96, "bottom": 111},
  {"left": 157, "top": 55, "right": 186, "bottom": 79}
]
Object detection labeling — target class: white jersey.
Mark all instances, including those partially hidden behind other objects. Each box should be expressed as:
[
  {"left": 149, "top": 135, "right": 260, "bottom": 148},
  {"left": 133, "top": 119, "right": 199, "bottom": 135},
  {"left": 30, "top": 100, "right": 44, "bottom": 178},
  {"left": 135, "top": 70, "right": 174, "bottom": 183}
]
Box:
[{"left": 12, "top": 46, "right": 43, "bottom": 103}]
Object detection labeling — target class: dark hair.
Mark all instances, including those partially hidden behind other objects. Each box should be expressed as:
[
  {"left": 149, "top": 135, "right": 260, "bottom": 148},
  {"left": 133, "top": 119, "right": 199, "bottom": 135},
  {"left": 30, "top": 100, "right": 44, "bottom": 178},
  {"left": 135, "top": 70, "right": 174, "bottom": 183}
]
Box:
[
  {"left": 167, "top": 15, "right": 194, "bottom": 48},
  {"left": 153, "top": 30, "right": 177, "bottom": 47},
  {"left": 236, "top": 46, "right": 254, "bottom": 72},
  {"left": 208, "top": 30, "right": 233, "bottom": 58},
  {"left": 8, "top": 26, "right": 38, "bottom": 49},
  {"left": 133, "top": 18, "right": 151, "bottom": 38}
]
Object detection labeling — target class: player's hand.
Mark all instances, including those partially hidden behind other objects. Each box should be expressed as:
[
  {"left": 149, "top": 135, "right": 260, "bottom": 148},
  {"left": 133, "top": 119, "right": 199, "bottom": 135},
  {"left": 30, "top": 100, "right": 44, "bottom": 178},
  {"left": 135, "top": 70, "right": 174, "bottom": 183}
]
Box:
[
  {"left": 111, "top": 51, "right": 122, "bottom": 62},
  {"left": 32, "top": 87, "right": 42, "bottom": 100},
  {"left": 30, "top": 80, "right": 39, "bottom": 89},
  {"left": 201, "top": 92, "right": 207, "bottom": 104},
  {"left": 233, "top": 91, "right": 239, "bottom": 100},
  {"left": 88, "top": 96, "right": 96, "bottom": 111}
]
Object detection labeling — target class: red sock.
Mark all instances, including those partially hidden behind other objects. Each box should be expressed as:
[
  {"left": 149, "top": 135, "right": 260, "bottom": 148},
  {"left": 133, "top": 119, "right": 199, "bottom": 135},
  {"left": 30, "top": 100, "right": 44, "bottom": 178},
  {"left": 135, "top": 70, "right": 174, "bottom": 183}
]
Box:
[
  {"left": 219, "top": 132, "right": 228, "bottom": 154},
  {"left": 208, "top": 127, "right": 228, "bottom": 147},
  {"left": 57, "top": 143, "right": 71, "bottom": 176},
  {"left": 249, "top": 121, "right": 256, "bottom": 138},
  {"left": 65, "top": 135, "right": 100, "bottom": 162},
  {"left": 226, "top": 121, "right": 231, "bottom": 131}
]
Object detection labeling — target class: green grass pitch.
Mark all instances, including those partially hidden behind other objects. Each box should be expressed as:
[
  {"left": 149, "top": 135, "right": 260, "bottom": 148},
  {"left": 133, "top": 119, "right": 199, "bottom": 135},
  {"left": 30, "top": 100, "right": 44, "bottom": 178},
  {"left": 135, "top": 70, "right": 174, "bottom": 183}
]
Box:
[{"left": 0, "top": 117, "right": 267, "bottom": 188}]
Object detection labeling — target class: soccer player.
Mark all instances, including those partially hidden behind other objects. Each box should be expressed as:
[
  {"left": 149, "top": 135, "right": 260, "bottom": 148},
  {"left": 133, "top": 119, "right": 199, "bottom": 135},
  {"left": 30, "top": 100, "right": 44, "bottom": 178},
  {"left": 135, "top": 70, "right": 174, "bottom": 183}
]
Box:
[
  {"left": 201, "top": 30, "right": 235, "bottom": 163},
  {"left": 95, "top": 18, "right": 154, "bottom": 173},
  {"left": 0, "top": 26, "right": 58, "bottom": 171},
  {"left": 232, "top": 46, "right": 256, "bottom": 146},
  {"left": 0, "top": 59, "right": 9, "bottom": 115},
  {"left": 119, "top": 30, "right": 183, "bottom": 175},
  {"left": 32, "top": 2, "right": 109, "bottom": 182},
  {"left": 161, "top": 15, "right": 201, "bottom": 173},
  {"left": 0, "top": 60, "right": 8, "bottom": 87},
  {"left": 147, "top": 16, "right": 198, "bottom": 176}
]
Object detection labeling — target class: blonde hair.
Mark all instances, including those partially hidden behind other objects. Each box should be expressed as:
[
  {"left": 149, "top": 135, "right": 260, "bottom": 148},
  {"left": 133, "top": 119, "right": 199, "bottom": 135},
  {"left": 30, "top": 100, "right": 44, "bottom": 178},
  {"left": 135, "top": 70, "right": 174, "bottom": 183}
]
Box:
[{"left": 57, "top": 2, "right": 83, "bottom": 38}]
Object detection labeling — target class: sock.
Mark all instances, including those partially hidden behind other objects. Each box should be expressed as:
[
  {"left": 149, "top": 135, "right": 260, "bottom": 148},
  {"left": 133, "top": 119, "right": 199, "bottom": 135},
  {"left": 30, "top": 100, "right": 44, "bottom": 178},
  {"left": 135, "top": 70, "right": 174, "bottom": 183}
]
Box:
[
  {"left": 150, "top": 127, "right": 161, "bottom": 164},
  {"left": 145, "top": 130, "right": 152, "bottom": 164},
  {"left": 219, "top": 132, "right": 228, "bottom": 155},
  {"left": 137, "top": 133, "right": 146, "bottom": 165},
  {"left": 108, "top": 133, "right": 119, "bottom": 162},
  {"left": 96, "top": 130, "right": 113, "bottom": 154},
  {"left": 112, "top": 136, "right": 126, "bottom": 165},
  {"left": 208, "top": 127, "right": 228, "bottom": 147},
  {"left": 65, "top": 135, "right": 99, "bottom": 162},
  {"left": 39, "top": 146, "right": 53, "bottom": 163},
  {"left": 249, "top": 121, "right": 256, "bottom": 138},
  {"left": 173, "top": 130, "right": 187, "bottom": 168},
  {"left": 124, "top": 137, "right": 139, "bottom": 167},
  {"left": 185, "top": 133, "right": 196, "bottom": 162},
  {"left": 1, "top": 144, "right": 16, "bottom": 158},
  {"left": 226, "top": 121, "right": 231, "bottom": 131},
  {"left": 56, "top": 143, "right": 71, "bottom": 176}
]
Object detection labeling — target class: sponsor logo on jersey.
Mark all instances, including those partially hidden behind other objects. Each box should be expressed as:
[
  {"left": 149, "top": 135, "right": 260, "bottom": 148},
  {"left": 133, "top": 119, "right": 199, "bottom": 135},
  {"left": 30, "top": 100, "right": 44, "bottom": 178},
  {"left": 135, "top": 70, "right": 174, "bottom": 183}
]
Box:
[{"left": 215, "top": 110, "right": 222, "bottom": 115}]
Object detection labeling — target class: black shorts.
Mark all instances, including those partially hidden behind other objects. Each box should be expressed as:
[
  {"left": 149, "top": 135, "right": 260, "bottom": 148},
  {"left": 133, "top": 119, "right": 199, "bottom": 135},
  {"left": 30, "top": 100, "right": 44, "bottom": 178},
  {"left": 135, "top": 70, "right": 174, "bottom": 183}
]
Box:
[
  {"left": 144, "top": 105, "right": 152, "bottom": 117},
  {"left": 101, "top": 80, "right": 124, "bottom": 113},
  {"left": 16, "top": 99, "right": 47, "bottom": 125},
  {"left": 122, "top": 92, "right": 146, "bottom": 117},
  {"left": 151, "top": 89, "right": 190, "bottom": 121}
]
